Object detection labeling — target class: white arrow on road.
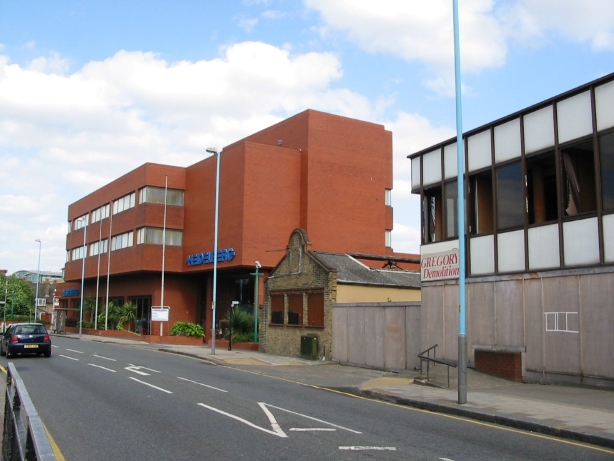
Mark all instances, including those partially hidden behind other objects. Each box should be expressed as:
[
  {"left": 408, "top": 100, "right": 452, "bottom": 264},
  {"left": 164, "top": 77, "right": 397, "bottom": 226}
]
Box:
[{"left": 125, "top": 364, "right": 161, "bottom": 376}]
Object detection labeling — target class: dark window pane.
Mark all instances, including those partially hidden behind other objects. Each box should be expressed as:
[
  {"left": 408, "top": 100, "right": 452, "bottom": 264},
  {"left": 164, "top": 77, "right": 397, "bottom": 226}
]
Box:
[
  {"left": 271, "top": 295, "right": 284, "bottom": 324},
  {"left": 562, "top": 140, "right": 596, "bottom": 215},
  {"left": 527, "top": 151, "right": 558, "bottom": 224},
  {"left": 497, "top": 161, "right": 524, "bottom": 229},
  {"left": 423, "top": 186, "right": 442, "bottom": 243},
  {"left": 288, "top": 294, "right": 303, "bottom": 325},
  {"left": 600, "top": 132, "right": 614, "bottom": 211}
]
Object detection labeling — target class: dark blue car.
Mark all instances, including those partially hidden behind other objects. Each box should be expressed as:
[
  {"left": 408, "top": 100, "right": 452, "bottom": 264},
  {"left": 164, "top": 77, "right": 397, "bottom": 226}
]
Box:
[{"left": 1, "top": 323, "right": 52, "bottom": 358}]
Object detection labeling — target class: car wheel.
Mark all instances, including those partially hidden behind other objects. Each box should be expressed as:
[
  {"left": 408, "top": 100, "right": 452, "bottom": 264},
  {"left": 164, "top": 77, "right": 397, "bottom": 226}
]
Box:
[{"left": 44, "top": 350, "right": 51, "bottom": 358}]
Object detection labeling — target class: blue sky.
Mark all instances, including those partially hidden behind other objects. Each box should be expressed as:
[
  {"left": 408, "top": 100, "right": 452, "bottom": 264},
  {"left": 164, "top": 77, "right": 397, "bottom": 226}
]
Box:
[{"left": 1, "top": 0, "right": 613, "bottom": 274}]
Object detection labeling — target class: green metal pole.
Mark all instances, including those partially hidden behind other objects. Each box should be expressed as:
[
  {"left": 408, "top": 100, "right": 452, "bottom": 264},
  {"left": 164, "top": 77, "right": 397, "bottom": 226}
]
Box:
[{"left": 253, "top": 266, "right": 259, "bottom": 342}]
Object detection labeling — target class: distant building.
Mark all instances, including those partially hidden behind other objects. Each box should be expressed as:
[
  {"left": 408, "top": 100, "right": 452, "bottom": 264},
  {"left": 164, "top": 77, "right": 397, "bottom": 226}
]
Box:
[
  {"left": 409, "top": 73, "right": 614, "bottom": 387},
  {"left": 58, "top": 110, "right": 412, "bottom": 340},
  {"left": 13, "top": 270, "right": 64, "bottom": 283}
]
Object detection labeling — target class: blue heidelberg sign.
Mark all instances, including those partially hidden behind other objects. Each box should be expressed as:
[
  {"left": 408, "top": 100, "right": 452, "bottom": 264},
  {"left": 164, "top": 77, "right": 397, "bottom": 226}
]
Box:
[
  {"left": 62, "top": 289, "right": 79, "bottom": 297},
  {"left": 187, "top": 248, "right": 236, "bottom": 266}
]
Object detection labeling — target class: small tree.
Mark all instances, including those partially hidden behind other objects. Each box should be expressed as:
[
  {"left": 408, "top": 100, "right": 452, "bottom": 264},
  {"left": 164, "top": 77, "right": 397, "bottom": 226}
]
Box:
[
  {"left": 97, "top": 301, "right": 122, "bottom": 330},
  {"left": 117, "top": 302, "right": 137, "bottom": 331}
]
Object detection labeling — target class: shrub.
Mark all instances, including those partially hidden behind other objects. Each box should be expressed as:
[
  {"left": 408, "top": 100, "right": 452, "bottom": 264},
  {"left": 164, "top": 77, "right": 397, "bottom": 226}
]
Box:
[
  {"left": 170, "top": 322, "right": 205, "bottom": 338},
  {"left": 65, "top": 317, "right": 78, "bottom": 327},
  {"left": 232, "top": 332, "right": 255, "bottom": 343},
  {"left": 79, "top": 321, "right": 95, "bottom": 329}
]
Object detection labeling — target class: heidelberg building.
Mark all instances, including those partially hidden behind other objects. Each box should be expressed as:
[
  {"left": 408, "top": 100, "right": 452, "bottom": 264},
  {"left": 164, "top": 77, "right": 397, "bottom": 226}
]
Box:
[
  {"left": 60, "top": 110, "right": 406, "bottom": 341},
  {"left": 409, "top": 73, "right": 614, "bottom": 387}
]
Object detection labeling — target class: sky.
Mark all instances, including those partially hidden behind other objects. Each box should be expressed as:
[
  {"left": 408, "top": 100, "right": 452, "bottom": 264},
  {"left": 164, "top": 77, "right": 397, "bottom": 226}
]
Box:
[{"left": 1, "top": 0, "right": 613, "bottom": 275}]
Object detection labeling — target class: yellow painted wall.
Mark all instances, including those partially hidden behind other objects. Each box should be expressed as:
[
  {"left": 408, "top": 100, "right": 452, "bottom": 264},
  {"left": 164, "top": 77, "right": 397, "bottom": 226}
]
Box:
[{"left": 336, "top": 284, "right": 421, "bottom": 303}]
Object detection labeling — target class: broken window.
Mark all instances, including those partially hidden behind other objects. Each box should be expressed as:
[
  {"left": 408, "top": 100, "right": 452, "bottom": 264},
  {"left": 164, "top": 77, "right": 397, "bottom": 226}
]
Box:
[
  {"left": 468, "top": 171, "right": 494, "bottom": 234},
  {"left": 526, "top": 151, "right": 558, "bottom": 224},
  {"left": 561, "top": 140, "right": 596, "bottom": 216},
  {"left": 270, "top": 294, "right": 284, "bottom": 325},
  {"left": 288, "top": 293, "right": 303, "bottom": 325},
  {"left": 423, "top": 186, "right": 443, "bottom": 243}
]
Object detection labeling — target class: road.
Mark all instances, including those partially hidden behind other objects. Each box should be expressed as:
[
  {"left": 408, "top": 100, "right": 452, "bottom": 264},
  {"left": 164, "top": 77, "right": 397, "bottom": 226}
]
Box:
[{"left": 4, "top": 337, "right": 612, "bottom": 461}]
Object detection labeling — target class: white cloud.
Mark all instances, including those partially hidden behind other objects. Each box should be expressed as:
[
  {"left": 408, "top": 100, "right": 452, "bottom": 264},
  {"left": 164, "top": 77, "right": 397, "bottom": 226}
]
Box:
[
  {"left": 304, "top": 0, "right": 507, "bottom": 83},
  {"left": 0, "top": 42, "right": 384, "bottom": 273},
  {"left": 238, "top": 17, "right": 259, "bottom": 32},
  {"left": 500, "top": 0, "right": 614, "bottom": 51}
]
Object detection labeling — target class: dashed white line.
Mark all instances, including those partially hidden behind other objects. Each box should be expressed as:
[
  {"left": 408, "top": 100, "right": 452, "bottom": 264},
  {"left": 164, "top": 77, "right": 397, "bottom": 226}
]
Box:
[
  {"left": 339, "top": 446, "right": 397, "bottom": 451},
  {"left": 92, "top": 354, "right": 116, "bottom": 361},
  {"left": 177, "top": 376, "right": 228, "bottom": 393},
  {"left": 289, "top": 428, "right": 336, "bottom": 431},
  {"left": 88, "top": 363, "right": 116, "bottom": 372},
  {"left": 66, "top": 349, "right": 84, "bottom": 354},
  {"left": 59, "top": 355, "right": 79, "bottom": 361},
  {"left": 128, "top": 377, "right": 172, "bottom": 393}
]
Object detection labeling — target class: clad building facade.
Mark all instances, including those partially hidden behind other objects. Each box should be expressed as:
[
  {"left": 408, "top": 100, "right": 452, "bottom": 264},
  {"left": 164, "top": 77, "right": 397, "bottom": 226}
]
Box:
[
  {"left": 409, "top": 73, "right": 614, "bottom": 387},
  {"left": 60, "top": 110, "right": 397, "bottom": 339}
]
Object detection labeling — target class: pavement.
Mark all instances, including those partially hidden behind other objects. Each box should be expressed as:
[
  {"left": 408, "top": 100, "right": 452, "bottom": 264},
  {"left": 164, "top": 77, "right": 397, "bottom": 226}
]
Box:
[{"left": 3, "top": 334, "right": 614, "bottom": 453}]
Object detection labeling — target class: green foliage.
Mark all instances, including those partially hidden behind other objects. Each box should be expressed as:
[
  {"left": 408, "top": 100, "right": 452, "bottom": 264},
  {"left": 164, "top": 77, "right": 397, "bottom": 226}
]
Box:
[
  {"left": 118, "top": 302, "right": 137, "bottom": 331},
  {"left": 170, "top": 322, "right": 205, "bottom": 338},
  {"left": 0, "top": 274, "right": 35, "bottom": 317},
  {"left": 224, "top": 306, "right": 254, "bottom": 341},
  {"left": 232, "top": 332, "right": 255, "bottom": 343},
  {"left": 65, "top": 317, "right": 78, "bottom": 327},
  {"left": 96, "top": 301, "right": 122, "bottom": 330},
  {"left": 79, "top": 321, "right": 95, "bottom": 329}
]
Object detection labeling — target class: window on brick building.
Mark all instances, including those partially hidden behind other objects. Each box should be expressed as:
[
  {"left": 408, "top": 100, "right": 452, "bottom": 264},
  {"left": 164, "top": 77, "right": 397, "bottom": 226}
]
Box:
[
  {"left": 270, "top": 294, "right": 284, "bottom": 324},
  {"left": 307, "top": 292, "right": 324, "bottom": 327},
  {"left": 288, "top": 293, "right": 303, "bottom": 325}
]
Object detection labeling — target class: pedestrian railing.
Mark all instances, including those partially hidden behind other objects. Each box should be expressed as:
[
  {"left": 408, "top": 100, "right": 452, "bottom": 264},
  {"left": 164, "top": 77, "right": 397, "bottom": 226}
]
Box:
[
  {"left": 418, "top": 344, "right": 457, "bottom": 388},
  {"left": 3, "top": 363, "right": 56, "bottom": 460}
]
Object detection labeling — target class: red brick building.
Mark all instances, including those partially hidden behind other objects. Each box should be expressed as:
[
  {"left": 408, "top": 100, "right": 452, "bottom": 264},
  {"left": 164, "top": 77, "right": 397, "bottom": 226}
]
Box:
[{"left": 60, "top": 109, "right": 406, "bottom": 339}]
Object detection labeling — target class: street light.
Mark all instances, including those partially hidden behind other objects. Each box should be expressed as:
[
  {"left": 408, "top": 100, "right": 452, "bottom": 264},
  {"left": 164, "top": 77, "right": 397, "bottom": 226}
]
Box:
[
  {"left": 34, "top": 239, "right": 42, "bottom": 321},
  {"left": 206, "top": 147, "right": 221, "bottom": 355},
  {"left": 78, "top": 216, "right": 88, "bottom": 338}
]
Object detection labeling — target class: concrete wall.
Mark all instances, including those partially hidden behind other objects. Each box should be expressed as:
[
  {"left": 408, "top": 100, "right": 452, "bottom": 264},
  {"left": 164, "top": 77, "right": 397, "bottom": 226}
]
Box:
[
  {"left": 332, "top": 302, "right": 421, "bottom": 371},
  {"left": 421, "top": 268, "right": 614, "bottom": 387}
]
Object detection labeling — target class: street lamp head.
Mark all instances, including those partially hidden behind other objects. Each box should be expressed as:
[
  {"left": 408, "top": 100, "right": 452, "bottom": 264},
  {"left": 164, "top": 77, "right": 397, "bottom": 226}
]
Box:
[
  {"left": 35, "top": 239, "right": 41, "bottom": 243},
  {"left": 206, "top": 147, "right": 218, "bottom": 154},
  {"left": 255, "top": 261, "right": 261, "bottom": 269}
]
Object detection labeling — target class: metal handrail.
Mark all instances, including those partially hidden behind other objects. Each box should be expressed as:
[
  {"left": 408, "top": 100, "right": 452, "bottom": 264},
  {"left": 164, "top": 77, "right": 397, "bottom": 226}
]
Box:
[
  {"left": 3, "top": 363, "right": 56, "bottom": 460},
  {"left": 417, "top": 344, "right": 457, "bottom": 388}
]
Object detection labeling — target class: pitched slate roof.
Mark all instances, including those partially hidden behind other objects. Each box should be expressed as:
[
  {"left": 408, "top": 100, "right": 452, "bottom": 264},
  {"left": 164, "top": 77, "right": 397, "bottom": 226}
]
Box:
[{"left": 311, "top": 251, "right": 421, "bottom": 288}]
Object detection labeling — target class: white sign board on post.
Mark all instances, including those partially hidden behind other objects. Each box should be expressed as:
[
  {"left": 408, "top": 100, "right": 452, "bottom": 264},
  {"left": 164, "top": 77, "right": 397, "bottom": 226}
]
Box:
[{"left": 151, "top": 307, "right": 170, "bottom": 322}]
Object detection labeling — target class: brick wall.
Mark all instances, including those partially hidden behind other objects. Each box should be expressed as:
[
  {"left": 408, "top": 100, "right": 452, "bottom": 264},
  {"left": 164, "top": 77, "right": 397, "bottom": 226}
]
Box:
[
  {"left": 260, "top": 229, "right": 336, "bottom": 360},
  {"left": 475, "top": 350, "right": 522, "bottom": 382}
]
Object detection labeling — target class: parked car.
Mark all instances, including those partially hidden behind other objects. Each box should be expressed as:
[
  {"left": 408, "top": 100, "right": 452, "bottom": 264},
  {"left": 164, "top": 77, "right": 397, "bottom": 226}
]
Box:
[{"left": 0, "top": 323, "right": 52, "bottom": 358}]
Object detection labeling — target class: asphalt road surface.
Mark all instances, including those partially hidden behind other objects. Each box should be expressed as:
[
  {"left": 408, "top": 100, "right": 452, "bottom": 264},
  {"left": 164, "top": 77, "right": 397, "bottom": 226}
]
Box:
[{"left": 4, "top": 337, "right": 612, "bottom": 461}]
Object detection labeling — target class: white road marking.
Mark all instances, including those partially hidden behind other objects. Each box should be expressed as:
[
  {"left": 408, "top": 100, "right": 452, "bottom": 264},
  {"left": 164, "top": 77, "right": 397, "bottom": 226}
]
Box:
[
  {"left": 197, "top": 403, "right": 288, "bottom": 438},
  {"left": 92, "top": 354, "right": 116, "bottom": 361},
  {"left": 197, "top": 402, "right": 362, "bottom": 439},
  {"left": 125, "top": 365, "right": 160, "bottom": 376},
  {"left": 289, "top": 428, "right": 336, "bottom": 431},
  {"left": 177, "top": 376, "right": 228, "bottom": 393},
  {"left": 88, "top": 363, "right": 116, "bottom": 372},
  {"left": 440, "top": 458, "right": 455, "bottom": 461},
  {"left": 59, "top": 355, "right": 79, "bottom": 361},
  {"left": 259, "top": 402, "right": 287, "bottom": 437},
  {"left": 129, "top": 377, "right": 172, "bottom": 393},
  {"left": 66, "top": 349, "right": 84, "bottom": 354},
  {"left": 339, "top": 446, "right": 397, "bottom": 451},
  {"left": 263, "top": 404, "right": 362, "bottom": 434}
]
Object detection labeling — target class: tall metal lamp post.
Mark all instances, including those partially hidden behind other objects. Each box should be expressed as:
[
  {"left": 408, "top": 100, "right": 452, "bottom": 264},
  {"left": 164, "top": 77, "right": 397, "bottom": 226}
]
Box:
[
  {"left": 252, "top": 261, "right": 261, "bottom": 342},
  {"left": 453, "top": 0, "right": 468, "bottom": 404},
  {"left": 79, "top": 216, "right": 88, "bottom": 338},
  {"left": 34, "top": 239, "right": 42, "bottom": 321},
  {"left": 206, "top": 147, "right": 221, "bottom": 355}
]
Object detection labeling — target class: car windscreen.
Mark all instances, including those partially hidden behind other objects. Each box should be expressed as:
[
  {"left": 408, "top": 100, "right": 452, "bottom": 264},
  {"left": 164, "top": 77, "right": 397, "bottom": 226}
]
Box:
[{"left": 13, "top": 325, "right": 47, "bottom": 335}]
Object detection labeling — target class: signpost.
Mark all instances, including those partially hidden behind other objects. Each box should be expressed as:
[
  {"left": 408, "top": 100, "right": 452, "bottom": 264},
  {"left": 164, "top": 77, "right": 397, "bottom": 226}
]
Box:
[{"left": 151, "top": 306, "right": 170, "bottom": 336}]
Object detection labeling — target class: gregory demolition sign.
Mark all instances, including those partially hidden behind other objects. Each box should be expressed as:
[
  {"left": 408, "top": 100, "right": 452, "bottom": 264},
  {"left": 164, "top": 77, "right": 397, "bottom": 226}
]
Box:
[{"left": 421, "top": 248, "right": 459, "bottom": 281}]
